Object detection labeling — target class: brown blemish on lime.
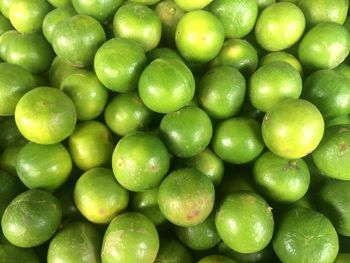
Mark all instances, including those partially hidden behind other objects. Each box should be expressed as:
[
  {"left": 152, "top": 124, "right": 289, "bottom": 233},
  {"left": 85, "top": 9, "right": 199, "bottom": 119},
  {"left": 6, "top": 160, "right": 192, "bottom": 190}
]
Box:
[
  {"left": 186, "top": 210, "right": 199, "bottom": 221},
  {"left": 339, "top": 143, "right": 348, "bottom": 155},
  {"left": 338, "top": 127, "right": 349, "bottom": 134},
  {"left": 99, "top": 208, "right": 106, "bottom": 215}
]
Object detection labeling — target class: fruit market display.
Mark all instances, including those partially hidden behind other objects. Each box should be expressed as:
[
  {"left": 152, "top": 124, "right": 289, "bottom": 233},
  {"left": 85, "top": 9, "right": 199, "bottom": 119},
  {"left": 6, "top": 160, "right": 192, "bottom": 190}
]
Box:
[{"left": 1, "top": 0, "right": 350, "bottom": 262}]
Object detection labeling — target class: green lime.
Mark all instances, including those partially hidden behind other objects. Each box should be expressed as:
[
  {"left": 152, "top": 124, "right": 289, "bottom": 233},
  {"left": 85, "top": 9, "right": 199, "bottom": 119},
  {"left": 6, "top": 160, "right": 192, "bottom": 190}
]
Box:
[
  {"left": 0, "top": 0, "right": 13, "bottom": 18},
  {"left": 2, "top": 31, "right": 54, "bottom": 74},
  {"left": 130, "top": 0, "right": 160, "bottom": 5},
  {"left": 104, "top": 91, "right": 155, "bottom": 136},
  {"left": 132, "top": 188, "right": 166, "bottom": 226},
  {"left": 334, "top": 253, "right": 350, "bottom": 263},
  {"left": 52, "top": 14, "right": 106, "bottom": 67},
  {"left": 303, "top": 69, "right": 350, "bottom": 118},
  {"left": 259, "top": 51, "right": 303, "bottom": 76},
  {"left": 101, "top": 212, "right": 159, "bottom": 263},
  {"left": 262, "top": 99, "right": 324, "bottom": 159},
  {"left": 272, "top": 208, "right": 339, "bottom": 263},
  {"left": 182, "top": 148, "right": 224, "bottom": 187},
  {"left": 312, "top": 125, "right": 350, "bottom": 180},
  {"left": 215, "top": 191, "right": 274, "bottom": 253},
  {"left": 208, "top": 0, "right": 258, "bottom": 38},
  {"left": 113, "top": 3, "right": 161, "bottom": 52},
  {"left": 175, "top": 10, "right": 225, "bottom": 63},
  {"left": 249, "top": 61, "right": 302, "bottom": 112},
  {"left": 317, "top": 180, "right": 350, "bottom": 236},
  {"left": 297, "top": 0, "right": 349, "bottom": 27},
  {"left": 198, "top": 255, "right": 237, "bottom": 263},
  {"left": 155, "top": 0, "right": 185, "bottom": 45},
  {"left": 0, "top": 117, "right": 23, "bottom": 149},
  {"left": 42, "top": 6, "right": 76, "bottom": 44},
  {"left": 155, "top": 238, "right": 193, "bottom": 263},
  {"left": 0, "top": 30, "right": 17, "bottom": 59},
  {"left": 1, "top": 189, "right": 62, "bottom": 248},
  {"left": 0, "top": 139, "right": 27, "bottom": 175},
  {"left": 160, "top": 106, "right": 212, "bottom": 158},
  {"left": 9, "top": 0, "right": 51, "bottom": 34},
  {"left": 158, "top": 168, "right": 215, "bottom": 227},
  {"left": 138, "top": 58, "right": 195, "bottom": 113},
  {"left": 174, "top": 0, "right": 212, "bottom": 11},
  {"left": 212, "top": 117, "right": 265, "bottom": 164},
  {"left": 253, "top": 151, "right": 310, "bottom": 202},
  {"left": 0, "top": 244, "right": 39, "bottom": 263},
  {"left": 0, "top": 62, "right": 36, "bottom": 116},
  {"left": 298, "top": 22, "right": 350, "bottom": 69},
  {"left": 94, "top": 38, "right": 146, "bottom": 93},
  {"left": 48, "top": 0, "right": 71, "bottom": 7},
  {"left": 72, "top": 0, "right": 123, "bottom": 22},
  {"left": 60, "top": 69, "right": 109, "bottom": 121},
  {"left": 147, "top": 47, "right": 183, "bottom": 62},
  {"left": 68, "top": 120, "right": 114, "bottom": 171},
  {"left": 255, "top": 2, "right": 305, "bottom": 51},
  {"left": 74, "top": 167, "right": 129, "bottom": 224},
  {"left": 16, "top": 142, "right": 72, "bottom": 192},
  {"left": 0, "top": 170, "right": 24, "bottom": 219},
  {"left": 175, "top": 213, "right": 221, "bottom": 250},
  {"left": 210, "top": 38, "right": 258, "bottom": 77},
  {"left": 334, "top": 63, "right": 350, "bottom": 79},
  {"left": 47, "top": 221, "right": 101, "bottom": 263},
  {"left": 112, "top": 131, "right": 170, "bottom": 192},
  {"left": 15, "top": 87, "right": 77, "bottom": 145},
  {"left": 257, "top": 0, "right": 275, "bottom": 11},
  {"left": 198, "top": 66, "right": 246, "bottom": 119},
  {"left": 48, "top": 56, "right": 81, "bottom": 88},
  {"left": 326, "top": 115, "right": 350, "bottom": 127},
  {"left": 0, "top": 13, "right": 12, "bottom": 36}
]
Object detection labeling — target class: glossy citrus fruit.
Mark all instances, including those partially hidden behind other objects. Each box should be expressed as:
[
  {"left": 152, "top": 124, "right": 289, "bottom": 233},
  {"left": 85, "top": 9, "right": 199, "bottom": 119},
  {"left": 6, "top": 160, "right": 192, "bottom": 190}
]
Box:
[
  {"left": 259, "top": 51, "right": 303, "bottom": 76},
  {"left": 0, "top": 170, "right": 23, "bottom": 218},
  {"left": 198, "top": 255, "right": 236, "bottom": 263},
  {"left": 0, "top": 116, "right": 22, "bottom": 150},
  {"left": 174, "top": 0, "right": 212, "bottom": 11},
  {"left": 155, "top": 238, "right": 193, "bottom": 263},
  {"left": 72, "top": 0, "right": 123, "bottom": 22},
  {"left": 48, "top": 56, "right": 81, "bottom": 88}
]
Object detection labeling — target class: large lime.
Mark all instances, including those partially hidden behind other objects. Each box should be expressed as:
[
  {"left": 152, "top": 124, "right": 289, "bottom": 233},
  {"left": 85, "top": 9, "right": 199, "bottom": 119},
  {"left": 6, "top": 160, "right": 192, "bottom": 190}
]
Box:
[{"left": 72, "top": 0, "right": 123, "bottom": 22}]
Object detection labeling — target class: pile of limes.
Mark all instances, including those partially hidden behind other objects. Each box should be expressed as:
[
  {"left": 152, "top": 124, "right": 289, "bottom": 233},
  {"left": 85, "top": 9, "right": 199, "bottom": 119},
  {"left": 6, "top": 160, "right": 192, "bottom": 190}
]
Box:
[{"left": 1, "top": 0, "right": 350, "bottom": 262}]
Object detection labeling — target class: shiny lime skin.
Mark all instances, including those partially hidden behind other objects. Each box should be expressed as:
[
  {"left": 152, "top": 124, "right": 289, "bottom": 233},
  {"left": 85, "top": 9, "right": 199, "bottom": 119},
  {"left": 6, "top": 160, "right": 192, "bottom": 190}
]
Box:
[
  {"left": 155, "top": 238, "right": 193, "bottom": 263},
  {"left": 48, "top": 56, "right": 81, "bottom": 88},
  {"left": 0, "top": 116, "right": 22, "bottom": 149},
  {"left": 0, "top": 13, "right": 12, "bottom": 35},
  {"left": 198, "top": 255, "right": 237, "bottom": 263},
  {"left": 0, "top": 139, "right": 27, "bottom": 175},
  {"left": 298, "top": 22, "right": 350, "bottom": 69},
  {"left": 260, "top": 51, "right": 303, "bottom": 76},
  {"left": 303, "top": 69, "right": 350, "bottom": 118},
  {"left": 335, "top": 63, "right": 350, "bottom": 79},
  {"left": 0, "top": 0, "right": 13, "bottom": 18},
  {"left": 0, "top": 244, "right": 39, "bottom": 263},
  {"left": 104, "top": 91, "right": 155, "bottom": 136},
  {"left": 208, "top": 0, "right": 258, "bottom": 38},
  {"left": 317, "top": 180, "right": 350, "bottom": 236},
  {"left": 175, "top": 213, "right": 221, "bottom": 251},
  {"left": 155, "top": 0, "right": 185, "bottom": 45},
  {"left": 16, "top": 142, "right": 72, "bottom": 192},
  {"left": 2, "top": 31, "right": 54, "bottom": 74},
  {"left": 0, "top": 170, "right": 24, "bottom": 218},
  {"left": 72, "top": 0, "right": 123, "bottom": 22},
  {"left": 297, "top": 0, "right": 349, "bottom": 27},
  {"left": 312, "top": 125, "right": 350, "bottom": 180},
  {"left": 255, "top": 2, "right": 305, "bottom": 51},
  {"left": 257, "top": 0, "right": 275, "bottom": 10},
  {"left": 272, "top": 208, "right": 339, "bottom": 263},
  {"left": 42, "top": 6, "right": 76, "bottom": 44},
  {"left": 0, "top": 30, "right": 17, "bottom": 59},
  {"left": 334, "top": 253, "right": 350, "bottom": 263},
  {"left": 68, "top": 121, "right": 114, "bottom": 171},
  {"left": 147, "top": 47, "right": 183, "bottom": 62},
  {"left": 15, "top": 87, "right": 77, "bottom": 145},
  {"left": 113, "top": 3, "right": 161, "bottom": 52},
  {"left": 210, "top": 38, "right": 258, "bottom": 77},
  {"left": 101, "top": 212, "right": 159, "bottom": 263},
  {"left": 174, "top": 0, "right": 212, "bottom": 11},
  {"left": 94, "top": 38, "right": 147, "bottom": 92},
  {"left": 132, "top": 188, "right": 166, "bottom": 226},
  {"left": 212, "top": 117, "right": 265, "bottom": 164},
  {"left": 1, "top": 189, "right": 62, "bottom": 248},
  {"left": 52, "top": 14, "right": 106, "bottom": 67},
  {"left": 138, "top": 58, "right": 195, "bottom": 113},
  {"left": 130, "top": 0, "right": 160, "bottom": 5},
  {"left": 175, "top": 10, "right": 225, "bottom": 63},
  {"left": 215, "top": 191, "right": 274, "bottom": 253},
  {"left": 60, "top": 69, "right": 109, "bottom": 121},
  {"left": 262, "top": 99, "right": 324, "bottom": 159},
  {"left": 249, "top": 61, "right": 302, "bottom": 112},
  {"left": 74, "top": 168, "right": 129, "bottom": 224},
  {"left": 253, "top": 151, "right": 310, "bottom": 202},
  {"left": 0, "top": 62, "right": 36, "bottom": 116},
  {"left": 160, "top": 106, "right": 212, "bottom": 158},
  {"left": 9, "top": 0, "right": 51, "bottom": 34},
  {"left": 112, "top": 132, "right": 170, "bottom": 192},
  {"left": 47, "top": 221, "right": 101, "bottom": 263},
  {"left": 157, "top": 168, "right": 215, "bottom": 227},
  {"left": 183, "top": 148, "right": 224, "bottom": 187},
  {"left": 198, "top": 66, "right": 246, "bottom": 119},
  {"left": 48, "top": 0, "right": 71, "bottom": 7}
]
